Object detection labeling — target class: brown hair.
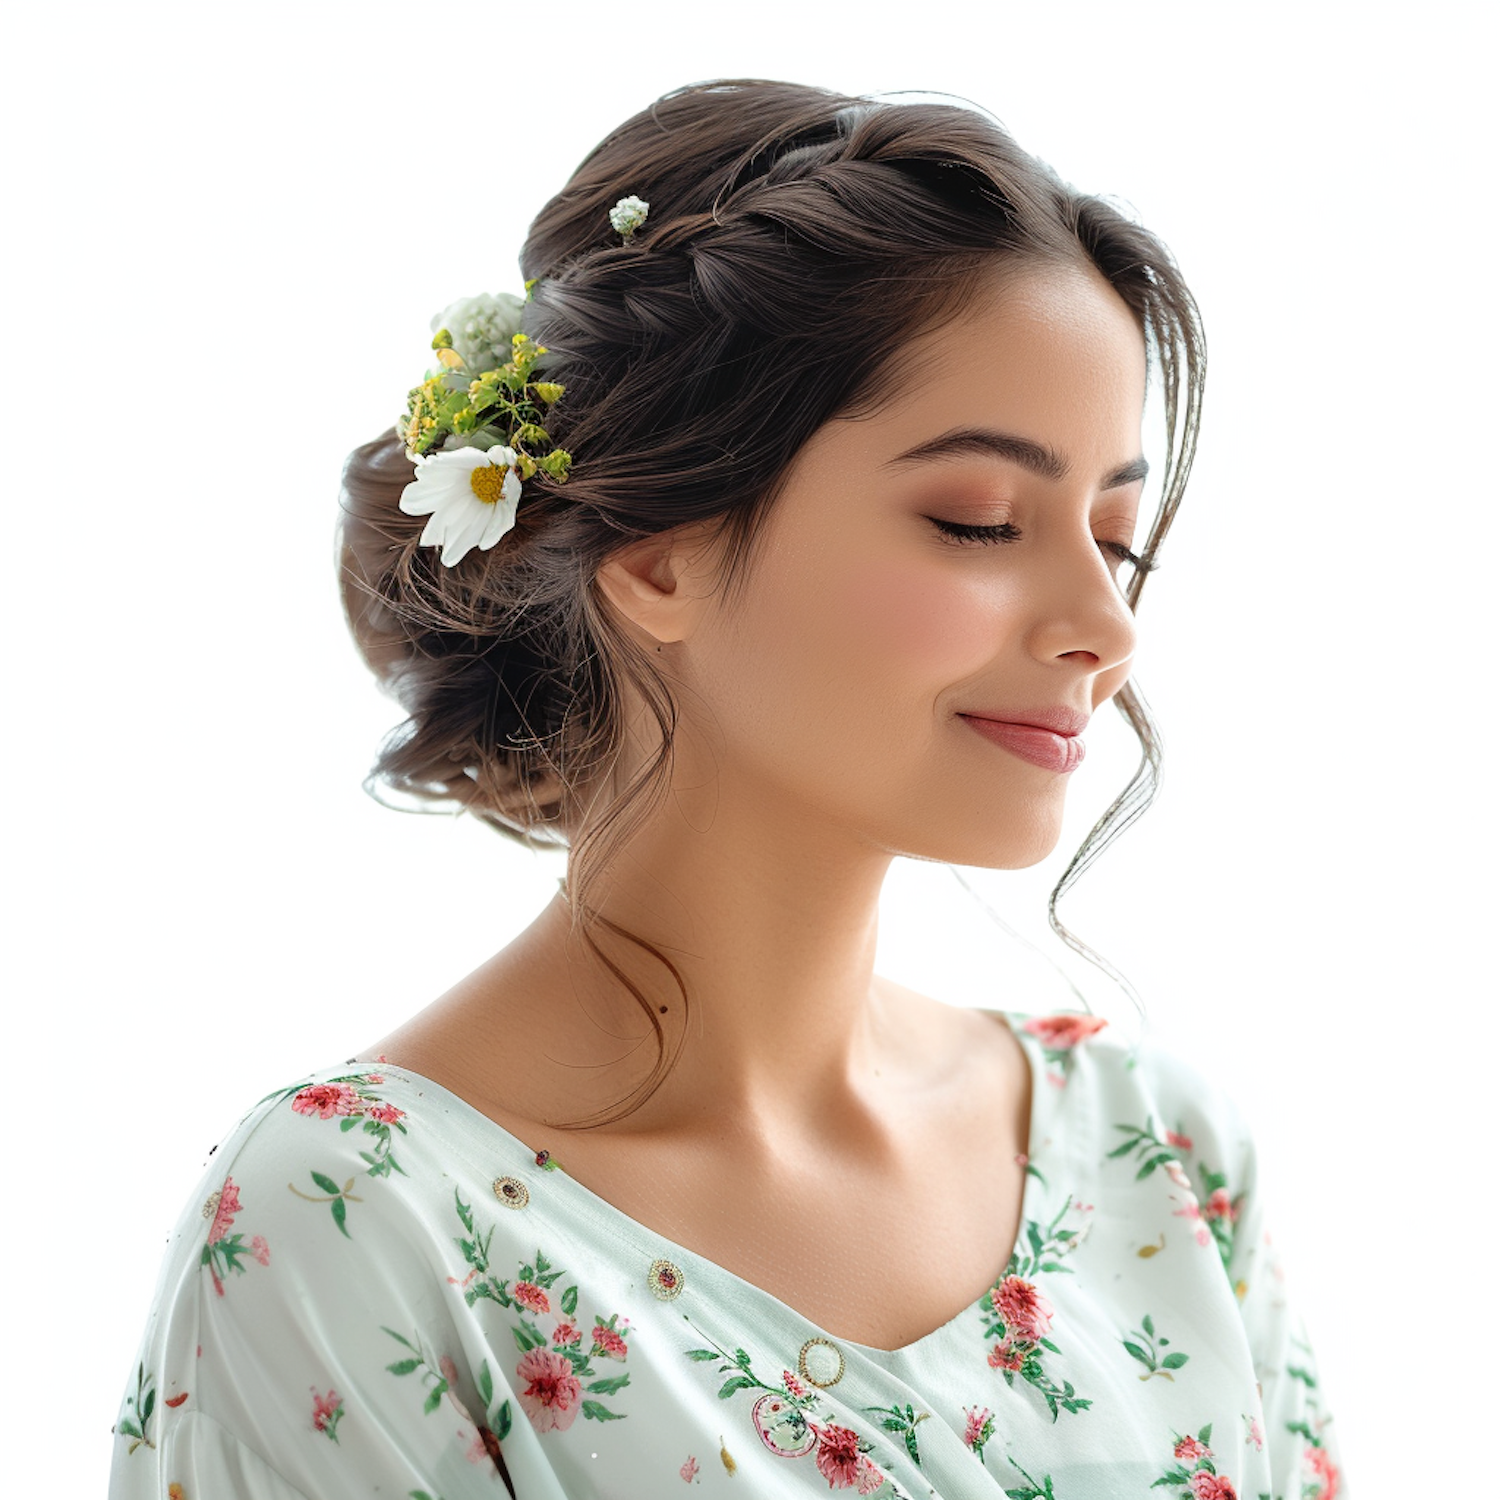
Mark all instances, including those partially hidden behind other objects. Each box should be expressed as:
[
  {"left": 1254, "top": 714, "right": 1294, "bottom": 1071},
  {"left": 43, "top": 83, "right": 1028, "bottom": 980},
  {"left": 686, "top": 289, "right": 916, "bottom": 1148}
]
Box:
[{"left": 337, "top": 78, "right": 1205, "bottom": 1123}]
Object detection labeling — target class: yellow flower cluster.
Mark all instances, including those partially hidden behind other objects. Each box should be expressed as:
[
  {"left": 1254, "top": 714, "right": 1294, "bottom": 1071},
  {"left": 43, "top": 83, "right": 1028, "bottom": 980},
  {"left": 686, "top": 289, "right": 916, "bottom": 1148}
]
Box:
[{"left": 399, "top": 324, "right": 572, "bottom": 487}]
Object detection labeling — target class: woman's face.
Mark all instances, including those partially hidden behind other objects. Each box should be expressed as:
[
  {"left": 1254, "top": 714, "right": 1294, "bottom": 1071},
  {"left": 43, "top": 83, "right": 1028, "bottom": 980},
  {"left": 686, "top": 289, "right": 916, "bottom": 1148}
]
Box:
[{"left": 615, "top": 260, "right": 1148, "bottom": 872}]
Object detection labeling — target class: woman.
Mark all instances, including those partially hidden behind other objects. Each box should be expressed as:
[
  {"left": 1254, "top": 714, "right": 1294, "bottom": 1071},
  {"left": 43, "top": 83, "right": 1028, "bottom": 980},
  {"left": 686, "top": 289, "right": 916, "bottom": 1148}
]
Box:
[{"left": 110, "top": 79, "right": 1344, "bottom": 1498}]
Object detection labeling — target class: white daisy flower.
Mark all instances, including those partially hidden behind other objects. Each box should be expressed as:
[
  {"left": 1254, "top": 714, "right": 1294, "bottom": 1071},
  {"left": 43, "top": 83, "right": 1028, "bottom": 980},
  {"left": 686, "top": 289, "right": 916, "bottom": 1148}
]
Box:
[{"left": 399, "top": 445, "right": 523, "bottom": 566}]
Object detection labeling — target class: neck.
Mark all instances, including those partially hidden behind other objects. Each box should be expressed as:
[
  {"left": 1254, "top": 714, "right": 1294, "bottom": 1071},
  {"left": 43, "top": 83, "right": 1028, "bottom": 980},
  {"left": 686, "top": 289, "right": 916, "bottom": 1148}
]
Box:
[{"left": 522, "top": 806, "right": 904, "bottom": 1135}]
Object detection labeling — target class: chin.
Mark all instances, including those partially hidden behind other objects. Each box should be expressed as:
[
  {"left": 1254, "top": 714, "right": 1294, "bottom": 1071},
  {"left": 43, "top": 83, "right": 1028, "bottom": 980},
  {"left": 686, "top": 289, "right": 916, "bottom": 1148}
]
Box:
[
  {"left": 899, "top": 809, "right": 1064, "bottom": 871},
  {"left": 979, "top": 839, "right": 1062, "bottom": 873}
]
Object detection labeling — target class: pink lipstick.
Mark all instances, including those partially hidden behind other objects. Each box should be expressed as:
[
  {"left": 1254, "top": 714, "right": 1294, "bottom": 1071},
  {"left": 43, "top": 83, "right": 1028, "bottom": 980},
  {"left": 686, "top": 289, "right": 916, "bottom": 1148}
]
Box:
[{"left": 959, "top": 712, "right": 1087, "bottom": 773}]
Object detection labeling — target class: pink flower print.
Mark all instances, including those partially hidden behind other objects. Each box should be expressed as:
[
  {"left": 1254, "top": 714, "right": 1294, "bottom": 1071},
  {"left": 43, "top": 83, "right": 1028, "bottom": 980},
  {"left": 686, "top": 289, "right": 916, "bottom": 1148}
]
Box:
[
  {"left": 1189, "top": 1474, "right": 1237, "bottom": 1500},
  {"left": 512, "top": 1280, "right": 551, "bottom": 1315},
  {"left": 963, "top": 1405, "right": 994, "bottom": 1449},
  {"left": 1166, "top": 1129, "right": 1194, "bottom": 1151},
  {"left": 516, "top": 1346, "right": 583, "bottom": 1432},
  {"left": 990, "top": 1275, "right": 1054, "bottom": 1344},
  {"left": 680, "top": 1454, "right": 699, "bottom": 1482},
  {"left": 987, "top": 1340, "right": 1025, "bottom": 1372},
  {"left": 207, "top": 1178, "right": 242, "bottom": 1245},
  {"left": 552, "top": 1319, "right": 581, "bottom": 1347},
  {"left": 593, "top": 1322, "right": 629, "bottom": 1360},
  {"left": 250, "top": 1234, "right": 271, "bottom": 1266},
  {"left": 439, "top": 1354, "right": 460, "bottom": 1387},
  {"left": 810, "top": 1421, "right": 863, "bottom": 1488},
  {"left": 855, "top": 1455, "right": 887, "bottom": 1494},
  {"left": 1305, "top": 1445, "right": 1342, "bottom": 1500},
  {"left": 783, "top": 1368, "right": 809, "bottom": 1398},
  {"left": 367, "top": 1102, "right": 405, "bottom": 1124},
  {"left": 291, "top": 1082, "right": 364, "bottom": 1119},
  {"left": 463, "top": 1423, "right": 503, "bottom": 1465},
  {"left": 1174, "top": 1435, "right": 1211, "bottom": 1463},
  {"left": 1023, "top": 1013, "right": 1109, "bottom": 1049},
  {"left": 1204, "top": 1188, "right": 1237, "bottom": 1223},
  {"left": 1165, "top": 1159, "right": 1194, "bottom": 1190},
  {"left": 363, "top": 1072, "right": 386, "bottom": 1085},
  {"left": 1173, "top": 1199, "right": 1212, "bottom": 1246},
  {"left": 310, "top": 1387, "right": 343, "bottom": 1440}
]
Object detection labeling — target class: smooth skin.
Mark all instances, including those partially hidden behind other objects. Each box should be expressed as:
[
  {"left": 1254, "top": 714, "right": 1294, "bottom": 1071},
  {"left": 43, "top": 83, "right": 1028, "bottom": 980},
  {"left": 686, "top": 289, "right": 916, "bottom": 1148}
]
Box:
[{"left": 363, "top": 260, "right": 1148, "bottom": 1352}]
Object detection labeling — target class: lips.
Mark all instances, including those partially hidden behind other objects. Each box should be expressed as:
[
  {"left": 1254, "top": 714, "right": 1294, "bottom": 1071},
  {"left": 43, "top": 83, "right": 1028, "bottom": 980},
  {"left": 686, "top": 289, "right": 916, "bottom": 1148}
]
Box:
[
  {"left": 959, "top": 706, "right": 1089, "bottom": 737},
  {"left": 958, "top": 707, "right": 1089, "bottom": 773}
]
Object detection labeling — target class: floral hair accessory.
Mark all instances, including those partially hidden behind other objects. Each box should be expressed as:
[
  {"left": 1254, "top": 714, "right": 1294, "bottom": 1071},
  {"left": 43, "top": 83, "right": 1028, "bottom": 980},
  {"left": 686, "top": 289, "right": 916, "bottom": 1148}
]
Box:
[
  {"left": 608, "top": 194, "right": 649, "bottom": 239},
  {"left": 396, "top": 288, "right": 572, "bottom": 567}
]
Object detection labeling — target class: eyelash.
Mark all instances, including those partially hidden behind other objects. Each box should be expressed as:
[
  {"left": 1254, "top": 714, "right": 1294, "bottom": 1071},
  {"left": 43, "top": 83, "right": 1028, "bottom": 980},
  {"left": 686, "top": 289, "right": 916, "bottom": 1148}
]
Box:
[{"left": 926, "top": 517, "right": 1156, "bottom": 574}]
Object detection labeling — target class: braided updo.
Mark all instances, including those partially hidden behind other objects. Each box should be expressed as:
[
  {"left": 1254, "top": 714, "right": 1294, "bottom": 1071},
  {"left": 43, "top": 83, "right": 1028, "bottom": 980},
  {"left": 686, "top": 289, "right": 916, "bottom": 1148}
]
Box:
[{"left": 337, "top": 79, "right": 1204, "bottom": 1116}]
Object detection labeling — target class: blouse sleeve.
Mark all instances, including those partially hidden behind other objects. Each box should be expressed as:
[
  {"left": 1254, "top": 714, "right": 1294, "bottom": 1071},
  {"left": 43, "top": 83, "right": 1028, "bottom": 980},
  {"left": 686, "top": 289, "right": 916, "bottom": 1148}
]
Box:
[
  {"left": 107, "top": 1078, "right": 530, "bottom": 1499},
  {"left": 1223, "top": 1124, "right": 1347, "bottom": 1499},
  {"left": 1135, "top": 1028, "right": 1348, "bottom": 1499}
]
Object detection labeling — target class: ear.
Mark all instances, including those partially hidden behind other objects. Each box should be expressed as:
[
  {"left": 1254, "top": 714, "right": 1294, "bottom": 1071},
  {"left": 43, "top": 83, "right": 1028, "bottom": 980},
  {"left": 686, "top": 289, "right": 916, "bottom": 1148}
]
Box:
[{"left": 593, "top": 519, "right": 722, "bottom": 650}]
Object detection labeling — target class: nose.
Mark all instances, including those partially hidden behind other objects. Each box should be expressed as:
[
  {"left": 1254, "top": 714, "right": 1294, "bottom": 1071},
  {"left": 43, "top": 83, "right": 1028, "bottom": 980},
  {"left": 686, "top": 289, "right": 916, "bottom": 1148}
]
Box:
[{"left": 1023, "top": 537, "right": 1138, "bottom": 677}]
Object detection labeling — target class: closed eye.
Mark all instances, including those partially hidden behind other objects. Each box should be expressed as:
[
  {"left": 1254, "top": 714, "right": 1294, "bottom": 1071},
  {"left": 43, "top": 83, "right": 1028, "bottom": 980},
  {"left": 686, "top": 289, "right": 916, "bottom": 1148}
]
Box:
[
  {"left": 926, "top": 517, "right": 1023, "bottom": 546},
  {"left": 927, "top": 518, "right": 1157, "bottom": 574}
]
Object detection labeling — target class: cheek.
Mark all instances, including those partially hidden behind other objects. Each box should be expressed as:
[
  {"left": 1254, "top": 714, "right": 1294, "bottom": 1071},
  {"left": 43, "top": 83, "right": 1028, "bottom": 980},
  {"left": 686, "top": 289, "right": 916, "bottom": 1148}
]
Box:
[{"left": 837, "top": 555, "right": 1007, "bottom": 678}]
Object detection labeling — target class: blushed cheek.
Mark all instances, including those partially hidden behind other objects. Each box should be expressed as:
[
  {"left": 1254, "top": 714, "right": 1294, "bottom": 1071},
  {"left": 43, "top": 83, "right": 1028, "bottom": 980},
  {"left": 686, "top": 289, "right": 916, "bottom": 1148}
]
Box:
[{"left": 839, "top": 559, "right": 1010, "bottom": 679}]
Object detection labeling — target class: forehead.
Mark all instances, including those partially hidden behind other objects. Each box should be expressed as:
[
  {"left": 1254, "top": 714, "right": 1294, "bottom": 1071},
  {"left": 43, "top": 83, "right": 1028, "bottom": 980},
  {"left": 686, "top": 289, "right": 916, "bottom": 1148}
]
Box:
[{"left": 850, "top": 262, "right": 1149, "bottom": 459}]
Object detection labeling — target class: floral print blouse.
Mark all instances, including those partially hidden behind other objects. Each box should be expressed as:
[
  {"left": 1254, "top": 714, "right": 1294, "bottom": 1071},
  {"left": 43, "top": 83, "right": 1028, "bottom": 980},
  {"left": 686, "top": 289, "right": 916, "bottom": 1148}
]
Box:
[{"left": 110, "top": 1009, "right": 1345, "bottom": 1499}]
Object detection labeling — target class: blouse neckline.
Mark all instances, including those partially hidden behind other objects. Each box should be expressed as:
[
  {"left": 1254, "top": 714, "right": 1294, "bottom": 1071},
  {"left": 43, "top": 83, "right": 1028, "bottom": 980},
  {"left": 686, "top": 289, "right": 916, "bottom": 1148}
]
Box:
[{"left": 352, "top": 1006, "right": 1055, "bottom": 1363}]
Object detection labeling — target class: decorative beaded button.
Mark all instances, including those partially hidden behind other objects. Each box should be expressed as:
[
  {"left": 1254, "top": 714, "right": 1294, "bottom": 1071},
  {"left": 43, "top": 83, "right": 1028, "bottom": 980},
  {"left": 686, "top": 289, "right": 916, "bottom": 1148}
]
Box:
[
  {"left": 492, "top": 1176, "right": 530, "bottom": 1209},
  {"left": 797, "top": 1336, "right": 845, "bottom": 1388},
  {"left": 648, "top": 1257, "right": 685, "bottom": 1301}
]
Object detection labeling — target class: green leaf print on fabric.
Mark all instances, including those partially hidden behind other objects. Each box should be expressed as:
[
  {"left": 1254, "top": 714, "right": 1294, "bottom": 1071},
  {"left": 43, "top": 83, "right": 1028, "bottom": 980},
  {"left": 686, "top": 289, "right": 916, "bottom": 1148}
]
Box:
[
  {"left": 1193, "top": 1163, "right": 1244, "bottom": 1275},
  {"left": 683, "top": 1321, "right": 911, "bottom": 1497},
  {"left": 114, "top": 1362, "right": 156, "bottom": 1455},
  {"left": 1107, "top": 1117, "right": 1187, "bottom": 1181},
  {"left": 281, "top": 1072, "right": 408, "bottom": 1236},
  {"left": 1284, "top": 1335, "right": 1343, "bottom": 1500},
  {"left": 384, "top": 1327, "right": 454, "bottom": 1416},
  {"left": 1004, "top": 1458, "right": 1060, "bottom": 1500},
  {"left": 450, "top": 1191, "right": 634, "bottom": 1430},
  {"left": 199, "top": 1174, "right": 271, "bottom": 1297},
  {"left": 477, "top": 1358, "right": 514, "bottom": 1442},
  {"left": 287, "top": 1170, "right": 363, "bottom": 1237},
  {"left": 864, "top": 1403, "right": 930, "bottom": 1467},
  {"left": 381, "top": 1328, "right": 516, "bottom": 1484},
  {"left": 976, "top": 1198, "right": 1093, "bottom": 1421},
  {"left": 1109, "top": 1119, "right": 1245, "bottom": 1290},
  {"left": 1122, "top": 1313, "right": 1191, "bottom": 1382}
]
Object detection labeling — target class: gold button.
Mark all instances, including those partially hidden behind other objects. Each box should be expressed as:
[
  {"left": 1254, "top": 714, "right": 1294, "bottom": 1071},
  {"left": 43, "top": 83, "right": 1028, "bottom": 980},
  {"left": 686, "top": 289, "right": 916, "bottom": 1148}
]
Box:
[
  {"left": 492, "top": 1176, "right": 530, "bottom": 1209},
  {"left": 649, "top": 1256, "right": 685, "bottom": 1300},
  {"left": 797, "top": 1336, "right": 845, "bottom": 1388}
]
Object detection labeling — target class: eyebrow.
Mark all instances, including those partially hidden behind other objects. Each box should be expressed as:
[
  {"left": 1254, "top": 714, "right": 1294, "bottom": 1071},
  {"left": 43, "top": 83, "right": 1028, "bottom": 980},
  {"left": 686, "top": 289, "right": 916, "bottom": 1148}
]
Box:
[{"left": 885, "top": 426, "right": 1150, "bottom": 490}]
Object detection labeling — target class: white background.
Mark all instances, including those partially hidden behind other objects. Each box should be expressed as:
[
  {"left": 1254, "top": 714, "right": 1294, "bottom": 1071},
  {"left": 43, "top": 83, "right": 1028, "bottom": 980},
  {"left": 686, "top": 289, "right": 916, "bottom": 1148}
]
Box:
[{"left": 3, "top": 0, "right": 1493, "bottom": 1490}]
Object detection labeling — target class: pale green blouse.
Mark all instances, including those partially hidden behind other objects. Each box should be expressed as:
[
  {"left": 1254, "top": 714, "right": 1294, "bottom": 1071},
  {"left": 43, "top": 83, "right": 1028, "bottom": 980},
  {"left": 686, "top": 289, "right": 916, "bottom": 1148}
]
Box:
[{"left": 109, "top": 1009, "right": 1345, "bottom": 1498}]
